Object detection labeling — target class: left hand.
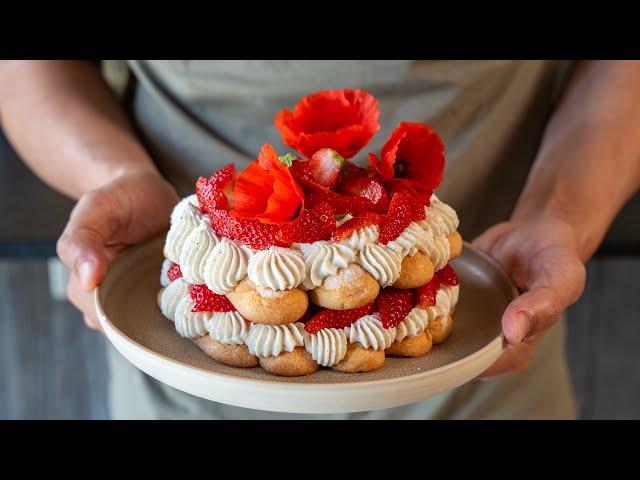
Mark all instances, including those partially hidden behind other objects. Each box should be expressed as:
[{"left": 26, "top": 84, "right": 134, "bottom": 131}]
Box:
[{"left": 471, "top": 217, "right": 586, "bottom": 378}]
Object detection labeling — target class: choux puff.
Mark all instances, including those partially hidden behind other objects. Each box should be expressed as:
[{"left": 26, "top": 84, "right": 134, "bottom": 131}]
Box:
[
  {"left": 385, "top": 306, "right": 433, "bottom": 358},
  {"left": 225, "top": 246, "right": 309, "bottom": 325},
  {"left": 245, "top": 322, "right": 318, "bottom": 376},
  {"left": 448, "top": 231, "right": 463, "bottom": 259},
  {"left": 427, "top": 314, "right": 453, "bottom": 345},
  {"left": 393, "top": 252, "right": 434, "bottom": 289},
  {"left": 299, "top": 241, "right": 379, "bottom": 310},
  {"left": 157, "top": 282, "right": 258, "bottom": 368},
  {"left": 333, "top": 314, "right": 395, "bottom": 373}
]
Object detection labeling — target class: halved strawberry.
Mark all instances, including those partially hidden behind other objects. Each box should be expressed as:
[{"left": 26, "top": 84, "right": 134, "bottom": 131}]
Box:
[
  {"left": 167, "top": 263, "right": 182, "bottom": 282},
  {"left": 436, "top": 264, "right": 459, "bottom": 286},
  {"left": 289, "top": 159, "right": 330, "bottom": 194},
  {"left": 196, "top": 164, "right": 236, "bottom": 214},
  {"left": 377, "top": 288, "right": 416, "bottom": 328},
  {"left": 190, "top": 284, "right": 236, "bottom": 312},
  {"left": 276, "top": 202, "right": 336, "bottom": 244},
  {"left": 304, "top": 301, "right": 375, "bottom": 334},
  {"left": 379, "top": 191, "right": 424, "bottom": 244},
  {"left": 340, "top": 174, "right": 389, "bottom": 213},
  {"left": 416, "top": 276, "right": 440, "bottom": 308},
  {"left": 309, "top": 148, "right": 345, "bottom": 188},
  {"left": 305, "top": 191, "right": 375, "bottom": 216},
  {"left": 331, "top": 212, "right": 385, "bottom": 242},
  {"left": 209, "top": 208, "right": 286, "bottom": 250}
]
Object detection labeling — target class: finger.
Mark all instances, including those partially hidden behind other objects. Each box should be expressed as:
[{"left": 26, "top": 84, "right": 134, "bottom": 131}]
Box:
[
  {"left": 57, "top": 191, "right": 117, "bottom": 291},
  {"left": 66, "top": 272, "right": 101, "bottom": 329},
  {"left": 478, "top": 335, "right": 541, "bottom": 378},
  {"left": 471, "top": 222, "right": 513, "bottom": 254}
]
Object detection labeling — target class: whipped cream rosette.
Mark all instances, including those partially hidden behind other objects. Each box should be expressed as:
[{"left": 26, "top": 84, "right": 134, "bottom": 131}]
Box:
[{"left": 157, "top": 88, "right": 462, "bottom": 376}]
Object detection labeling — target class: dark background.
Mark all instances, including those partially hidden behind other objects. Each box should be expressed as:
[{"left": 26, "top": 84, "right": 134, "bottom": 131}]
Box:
[{"left": 1, "top": 127, "right": 639, "bottom": 419}]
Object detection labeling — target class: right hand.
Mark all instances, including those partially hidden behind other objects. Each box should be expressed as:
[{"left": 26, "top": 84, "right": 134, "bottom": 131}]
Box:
[{"left": 56, "top": 169, "right": 178, "bottom": 331}]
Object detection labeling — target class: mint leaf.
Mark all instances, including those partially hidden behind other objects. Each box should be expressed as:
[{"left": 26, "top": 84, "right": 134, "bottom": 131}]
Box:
[{"left": 278, "top": 153, "right": 297, "bottom": 167}]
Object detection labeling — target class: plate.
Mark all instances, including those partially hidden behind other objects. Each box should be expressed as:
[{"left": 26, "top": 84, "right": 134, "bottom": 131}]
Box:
[{"left": 95, "top": 235, "right": 517, "bottom": 414}]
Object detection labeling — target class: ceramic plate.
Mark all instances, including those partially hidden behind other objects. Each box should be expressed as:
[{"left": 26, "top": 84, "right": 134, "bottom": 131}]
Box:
[{"left": 95, "top": 235, "right": 517, "bottom": 414}]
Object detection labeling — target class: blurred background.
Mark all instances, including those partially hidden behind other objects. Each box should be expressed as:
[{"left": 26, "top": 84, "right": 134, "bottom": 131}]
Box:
[{"left": 1, "top": 123, "right": 639, "bottom": 419}]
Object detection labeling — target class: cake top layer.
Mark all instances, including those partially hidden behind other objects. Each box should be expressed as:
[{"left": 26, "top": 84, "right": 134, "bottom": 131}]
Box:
[{"left": 191, "top": 88, "right": 447, "bottom": 251}]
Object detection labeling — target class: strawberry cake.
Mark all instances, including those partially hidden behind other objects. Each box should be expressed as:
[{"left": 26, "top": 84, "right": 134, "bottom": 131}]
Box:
[{"left": 157, "top": 89, "right": 462, "bottom": 376}]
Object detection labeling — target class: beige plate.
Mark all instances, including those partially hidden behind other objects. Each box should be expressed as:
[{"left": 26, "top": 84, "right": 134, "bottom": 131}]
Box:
[{"left": 95, "top": 235, "right": 517, "bottom": 414}]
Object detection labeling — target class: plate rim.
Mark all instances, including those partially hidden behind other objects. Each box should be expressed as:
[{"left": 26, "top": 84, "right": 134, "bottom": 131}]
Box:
[{"left": 95, "top": 239, "right": 514, "bottom": 391}]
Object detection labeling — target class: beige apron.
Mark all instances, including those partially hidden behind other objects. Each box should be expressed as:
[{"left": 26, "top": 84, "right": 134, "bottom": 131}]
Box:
[{"left": 107, "top": 60, "right": 576, "bottom": 419}]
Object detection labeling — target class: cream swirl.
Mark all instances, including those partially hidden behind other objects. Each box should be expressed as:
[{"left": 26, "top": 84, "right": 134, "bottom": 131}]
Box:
[
  {"left": 304, "top": 327, "right": 348, "bottom": 367},
  {"left": 160, "top": 279, "right": 190, "bottom": 321},
  {"left": 358, "top": 243, "right": 402, "bottom": 287},
  {"left": 245, "top": 322, "right": 307, "bottom": 357},
  {"left": 247, "top": 246, "right": 305, "bottom": 291},
  {"left": 386, "top": 222, "right": 432, "bottom": 258},
  {"left": 339, "top": 225, "right": 379, "bottom": 251},
  {"left": 170, "top": 194, "right": 199, "bottom": 225},
  {"left": 424, "top": 284, "right": 459, "bottom": 320},
  {"left": 160, "top": 258, "right": 173, "bottom": 287},
  {"left": 345, "top": 313, "right": 395, "bottom": 350},
  {"left": 394, "top": 306, "right": 430, "bottom": 342},
  {"left": 299, "top": 241, "right": 355, "bottom": 289},
  {"left": 205, "top": 311, "right": 250, "bottom": 345},
  {"left": 428, "top": 194, "right": 459, "bottom": 234},
  {"left": 426, "top": 234, "right": 450, "bottom": 272},
  {"left": 173, "top": 296, "right": 210, "bottom": 338},
  {"left": 165, "top": 202, "right": 202, "bottom": 263},
  {"left": 179, "top": 219, "right": 219, "bottom": 284},
  {"left": 203, "top": 237, "right": 249, "bottom": 294}
]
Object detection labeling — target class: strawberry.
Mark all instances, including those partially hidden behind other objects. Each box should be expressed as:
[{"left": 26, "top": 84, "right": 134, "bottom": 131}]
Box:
[
  {"left": 377, "top": 288, "right": 416, "bottom": 328},
  {"left": 305, "top": 191, "right": 375, "bottom": 216},
  {"left": 167, "top": 263, "right": 182, "bottom": 282},
  {"left": 340, "top": 174, "right": 389, "bottom": 213},
  {"left": 379, "top": 191, "right": 424, "bottom": 244},
  {"left": 304, "top": 301, "right": 375, "bottom": 334},
  {"left": 331, "top": 212, "right": 385, "bottom": 242},
  {"left": 190, "top": 284, "right": 236, "bottom": 312},
  {"left": 436, "top": 264, "right": 459, "bottom": 286},
  {"left": 416, "top": 276, "right": 440, "bottom": 308},
  {"left": 196, "top": 164, "right": 236, "bottom": 214},
  {"left": 276, "top": 202, "right": 336, "bottom": 244},
  {"left": 289, "top": 159, "right": 330, "bottom": 194},
  {"left": 308, "top": 148, "right": 345, "bottom": 188},
  {"left": 209, "top": 208, "right": 286, "bottom": 250}
]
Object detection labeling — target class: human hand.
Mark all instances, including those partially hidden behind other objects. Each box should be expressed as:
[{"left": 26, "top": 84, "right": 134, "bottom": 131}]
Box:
[
  {"left": 56, "top": 169, "right": 178, "bottom": 331},
  {"left": 471, "top": 217, "right": 586, "bottom": 378}
]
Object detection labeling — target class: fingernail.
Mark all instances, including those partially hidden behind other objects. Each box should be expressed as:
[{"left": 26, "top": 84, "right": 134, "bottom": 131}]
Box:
[
  {"left": 506, "top": 312, "right": 529, "bottom": 343},
  {"left": 78, "top": 259, "right": 94, "bottom": 287}
]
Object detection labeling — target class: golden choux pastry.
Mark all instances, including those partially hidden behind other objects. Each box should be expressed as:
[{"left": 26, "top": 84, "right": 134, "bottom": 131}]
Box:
[
  {"left": 258, "top": 346, "right": 319, "bottom": 376},
  {"left": 194, "top": 335, "right": 258, "bottom": 368},
  {"left": 448, "top": 231, "right": 463, "bottom": 259},
  {"left": 226, "top": 279, "right": 308, "bottom": 325},
  {"left": 332, "top": 343, "right": 385, "bottom": 373},
  {"left": 393, "top": 252, "right": 435, "bottom": 289},
  {"left": 385, "top": 331, "right": 433, "bottom": 358},
  {"left": 427, "top": 314, "right": 453, "bottom": 344},
  {"left": 309, "top": 264, "right": 379, "bottom": 310}
]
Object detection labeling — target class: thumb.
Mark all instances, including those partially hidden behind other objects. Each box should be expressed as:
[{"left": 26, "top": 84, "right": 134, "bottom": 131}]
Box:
[{"left": 56, "top": 191, "right": 115, "bottom": 291}]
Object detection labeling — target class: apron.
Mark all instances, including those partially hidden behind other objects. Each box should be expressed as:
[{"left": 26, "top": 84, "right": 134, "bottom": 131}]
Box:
[{"left": 106, "top": 60, "right": 577, "bottom": 419}]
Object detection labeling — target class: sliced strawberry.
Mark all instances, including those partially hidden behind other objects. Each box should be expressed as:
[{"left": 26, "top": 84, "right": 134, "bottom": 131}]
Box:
[
  {"left": 196, "top": 164, "right": 236, "bottom": 214},
  {"left": 340, "top": 174, "right": 389, "bottom": 213},
  {"left": 305, "top": 191, "right": 375, "bottom": 216},
  {"left": 379, "top": 191, "right": 424, "bottom": 244},
  {"left": 390, "top": 179, "right": 431, "bottom": 213},
  {"left": 167, "top": 263, "right": 182, "bottom": 282},
  {"left": 290, "top": 159, "right": 330, "bottom": 194},
  {"left": 276, "top": 202, "right": 336, "bottom": 244},
  {"left": 341, "top": 161, "right": 370, "bottom": 182},
  {"left": 309, "top": 148, "right": 345, "bottom": 188},
  {"left": 436, "top": 264, "right": 459, "bottom": 286},
  {"left": 191, "top": 284, "right": 236, "bottom": 312},
  {"left": 377, "top": 287, "right": 416, "bottom": 328},
  {"left": 304, "top": 301, "right": 375, "bottom": 334},
  {"left": 416, "top": 276, "right": 440, "bottom": 308},
  {"left": 209, "top": 208, "right": 286, "bottom": 250},
  {"left": 331, "top": 212, "right": 385, "bottom": 242}
]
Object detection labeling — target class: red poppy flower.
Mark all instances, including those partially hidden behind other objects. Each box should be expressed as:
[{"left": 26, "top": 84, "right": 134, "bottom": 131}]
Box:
[
  {"left": 230, "top": 144, "right": 304, "bottom": 224},
  {"left": 274, "top": 89, "right": 380, "bottom": 159},
  {"left": 369, "top": 122, "right": 444, "bottom": 202}
]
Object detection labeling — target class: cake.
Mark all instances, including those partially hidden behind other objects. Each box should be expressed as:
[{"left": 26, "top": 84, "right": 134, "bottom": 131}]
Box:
[{"left": 157, "top": 88, "right": 461, "bottom": 376}]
